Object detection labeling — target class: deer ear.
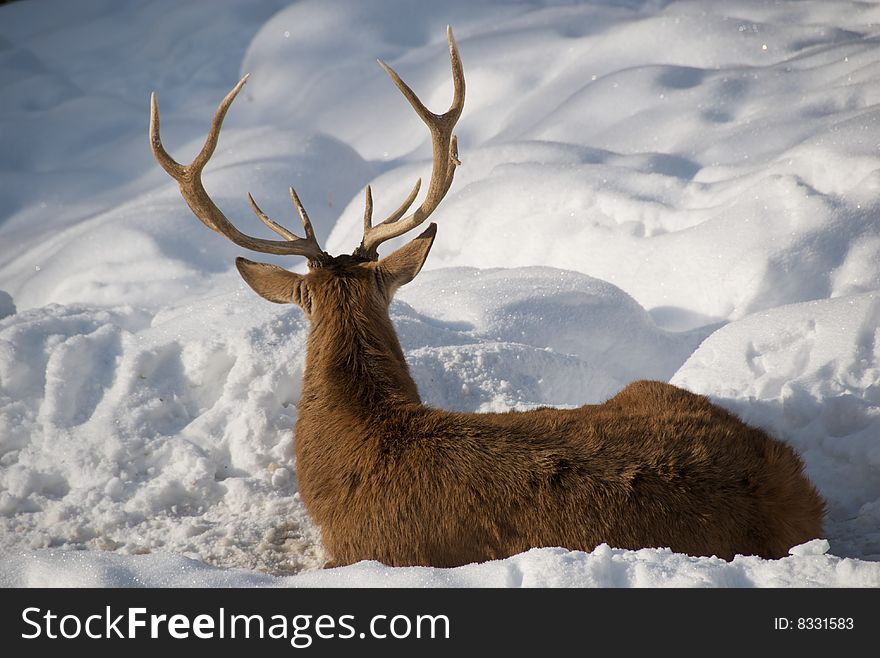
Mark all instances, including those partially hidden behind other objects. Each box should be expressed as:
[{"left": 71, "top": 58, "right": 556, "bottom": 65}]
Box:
[
  {"left": 235, "top": 257, "right": 308, "bottom": 308},
  {"left": 378, "top": 223, "right": 437, "bottom": 295}
]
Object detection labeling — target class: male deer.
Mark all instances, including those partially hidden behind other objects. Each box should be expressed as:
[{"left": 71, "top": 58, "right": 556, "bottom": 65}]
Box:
[{"left": 150, "top": 27, "right": 824, "bottom": 567}]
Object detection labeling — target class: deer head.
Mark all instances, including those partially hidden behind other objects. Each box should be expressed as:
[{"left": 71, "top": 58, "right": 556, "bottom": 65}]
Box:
[{"left": 149, "top": 27, "right": 464, "bottom": 317}]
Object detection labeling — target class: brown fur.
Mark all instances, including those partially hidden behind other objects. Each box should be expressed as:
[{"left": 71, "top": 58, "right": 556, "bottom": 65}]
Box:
[{"left": 236, "top": 225, "right": 825, "bottom": 567}]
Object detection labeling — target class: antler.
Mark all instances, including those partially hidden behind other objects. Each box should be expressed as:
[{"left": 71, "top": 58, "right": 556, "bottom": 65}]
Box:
[
  {"left": 150, "top": 76, "right": 330, "bottom": 265},
  {"left": 354, "top": 25, "right": 465, "bottom": 260}
]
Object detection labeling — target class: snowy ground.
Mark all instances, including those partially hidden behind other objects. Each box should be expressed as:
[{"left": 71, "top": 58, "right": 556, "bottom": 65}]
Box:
[{"left": 2, "top": 0, "right": 880, "bottom": 587}]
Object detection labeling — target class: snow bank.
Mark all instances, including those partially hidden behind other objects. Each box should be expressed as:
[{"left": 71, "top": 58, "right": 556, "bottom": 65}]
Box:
[
  {"left": 4, "top": 540, "right": 878, "bottom": 588},
  {"left": 673, "top": 293, "right": 880, "bottom": 560},
  {"left": 2, "top": 0, "right": 880, "bottom": 586},
  {"left": 0, "top": 296, "right": 325, "bottom": 574},
  {"left": 0, "top": 268, "right": 689, "bottom": 573}
]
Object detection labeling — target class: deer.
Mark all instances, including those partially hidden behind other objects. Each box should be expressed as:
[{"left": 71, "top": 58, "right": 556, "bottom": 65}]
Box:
[{"left": 149, "top": 27, "right": 825, "bottom": 568}]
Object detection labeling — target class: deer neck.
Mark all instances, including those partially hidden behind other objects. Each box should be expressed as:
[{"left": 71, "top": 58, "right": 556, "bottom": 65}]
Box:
[{"left": 301, "top": 302, "right": 421, "bottom": 414}]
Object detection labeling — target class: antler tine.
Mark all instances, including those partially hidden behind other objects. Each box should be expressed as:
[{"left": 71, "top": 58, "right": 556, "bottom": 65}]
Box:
[
  {"left": 363, "top": 186, "right": 374, "bottom": 234},
  {"left": 150, "top": 76, "right": 329, "bottom": 264},
  {"left": 247, "top": 193, "right": 298, "bottom": 241},
  {"left": 379, "top": 178, "right": 422, "bottom": 226},
  {"left": 354, "top": 25, "right": 465, "bottom": 260},
  {"left": 362, "top": 179, "right": 423, "bottom": 233},
  {"left": 288, "top": 186, "right": 318, "bottom": 242}
]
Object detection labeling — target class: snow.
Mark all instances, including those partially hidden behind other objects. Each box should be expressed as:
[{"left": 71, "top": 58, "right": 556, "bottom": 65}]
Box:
[
  {"left": 3, "top": 540, "right": 877, "bottom": 588},
  {"left": 1, "top": 0, "right": 879, "bottom": 587}
]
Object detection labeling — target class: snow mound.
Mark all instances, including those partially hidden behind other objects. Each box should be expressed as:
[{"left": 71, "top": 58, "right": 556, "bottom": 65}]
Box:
[
  {"left": 3, "top": 541, "right": 879, "bottom": 588},
  {"left": 0, "top": 296, "right": 324, "bottom": 574},
  {"left": 673, "top": 293, "right": 880, "bottom": 560},
  {"left": 0, "top": 267, "right": 691, "bottom": 571}
]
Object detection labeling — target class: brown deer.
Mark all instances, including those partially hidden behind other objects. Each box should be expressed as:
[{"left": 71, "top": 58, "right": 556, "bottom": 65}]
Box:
[{"left": 149, "top": 27, "right": 824, "bottom": 568}]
